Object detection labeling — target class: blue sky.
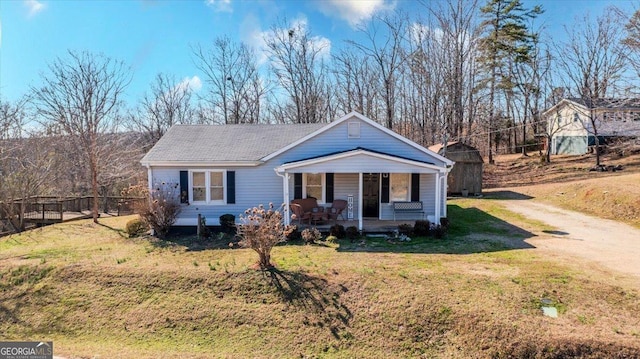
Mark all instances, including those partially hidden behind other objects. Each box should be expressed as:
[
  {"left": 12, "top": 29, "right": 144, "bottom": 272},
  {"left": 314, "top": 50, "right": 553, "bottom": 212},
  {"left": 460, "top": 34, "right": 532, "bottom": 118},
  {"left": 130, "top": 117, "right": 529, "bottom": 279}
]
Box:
[{"left": 0, "top": 0, "right": 636, "bottom": 105}]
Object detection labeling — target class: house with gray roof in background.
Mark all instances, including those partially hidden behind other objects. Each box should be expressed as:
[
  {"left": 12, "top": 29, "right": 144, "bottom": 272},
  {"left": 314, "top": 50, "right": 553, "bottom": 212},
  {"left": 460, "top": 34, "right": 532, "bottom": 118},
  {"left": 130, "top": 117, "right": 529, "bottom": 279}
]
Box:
[
  {"left": 543, "top": 98, "right": 640, "bottom": 155},
  {"left": 140, "top": 112, "right": 453, "bottom": 230}
]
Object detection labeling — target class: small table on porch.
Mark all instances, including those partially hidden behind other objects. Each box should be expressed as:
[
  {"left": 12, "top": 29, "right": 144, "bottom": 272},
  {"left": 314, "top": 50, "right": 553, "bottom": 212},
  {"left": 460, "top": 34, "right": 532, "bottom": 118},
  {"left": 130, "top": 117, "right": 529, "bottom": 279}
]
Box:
[{"left": 311, "top": 207, "right": 328, "bottom": 225}]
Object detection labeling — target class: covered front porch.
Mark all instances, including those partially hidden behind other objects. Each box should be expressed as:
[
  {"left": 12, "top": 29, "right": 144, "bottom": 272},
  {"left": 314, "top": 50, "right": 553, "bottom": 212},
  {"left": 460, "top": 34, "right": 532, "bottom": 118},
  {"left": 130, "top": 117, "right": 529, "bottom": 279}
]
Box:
[{"left": 275, "top": 148, "right": 450, "bottom": 230}]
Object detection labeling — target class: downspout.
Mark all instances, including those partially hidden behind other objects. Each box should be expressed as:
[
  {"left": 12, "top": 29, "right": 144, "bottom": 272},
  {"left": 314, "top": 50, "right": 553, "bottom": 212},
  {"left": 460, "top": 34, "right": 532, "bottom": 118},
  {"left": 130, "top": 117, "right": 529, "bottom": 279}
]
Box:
[
  {"left": 145, "top": 164, "right": 154, "bottom": 236},
  {"left": 145, "top": 165, "right": 153, "bottom": 201},
  {"left": 274, "top": 168, "right": 290, "bottom": 226}
]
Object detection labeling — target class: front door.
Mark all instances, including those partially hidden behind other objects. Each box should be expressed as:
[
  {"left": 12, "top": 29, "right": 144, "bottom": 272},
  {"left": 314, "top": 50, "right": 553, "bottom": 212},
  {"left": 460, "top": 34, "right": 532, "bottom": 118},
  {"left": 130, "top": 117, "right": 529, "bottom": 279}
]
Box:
[{"left": 362, "top": 173, "right": 379, "bottom": 218}]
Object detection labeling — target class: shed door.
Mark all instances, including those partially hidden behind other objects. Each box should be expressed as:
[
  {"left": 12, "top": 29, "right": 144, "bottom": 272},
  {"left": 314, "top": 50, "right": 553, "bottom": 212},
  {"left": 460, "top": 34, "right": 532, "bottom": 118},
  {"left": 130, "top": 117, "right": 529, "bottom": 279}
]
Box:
[{"left": 362, "top": 173, "right": 379, "bottom": 218}]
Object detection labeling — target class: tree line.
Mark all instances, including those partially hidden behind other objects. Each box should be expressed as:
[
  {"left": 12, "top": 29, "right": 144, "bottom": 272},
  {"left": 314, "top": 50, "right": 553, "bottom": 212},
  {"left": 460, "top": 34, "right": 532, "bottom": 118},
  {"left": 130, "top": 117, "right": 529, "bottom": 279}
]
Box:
[{"left": 2, "top": 0, "right": 640, "bottom": 224}]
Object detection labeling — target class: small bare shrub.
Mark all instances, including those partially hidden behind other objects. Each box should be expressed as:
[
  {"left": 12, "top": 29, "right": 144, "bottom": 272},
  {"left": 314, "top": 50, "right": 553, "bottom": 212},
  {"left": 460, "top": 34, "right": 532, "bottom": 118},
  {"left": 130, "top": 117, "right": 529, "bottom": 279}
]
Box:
[
  {"left": 302, "top": 227, "right": 322, "bottom": 244},
  {"left": 236, "top": 203, "right": 294, "bottom": 269},
  {"left": 128, "top": 183, "right": 181, "bottom": 239}
]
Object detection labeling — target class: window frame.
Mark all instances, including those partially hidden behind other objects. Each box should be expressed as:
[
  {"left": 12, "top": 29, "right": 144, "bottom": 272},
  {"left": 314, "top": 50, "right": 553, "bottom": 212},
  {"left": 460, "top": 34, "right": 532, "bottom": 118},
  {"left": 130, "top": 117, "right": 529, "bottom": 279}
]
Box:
[
  {"left": 347, "top": 121, "right": 361, "bottom": 138},
  {"left": 189, "top": 170, "right": 226, "bottom": 205},
  {"left": 390, "top": 173, "right": 410, "bottom": 202},
  {"left": 303, "top": 173, "right": 325, "bottom": 203}
]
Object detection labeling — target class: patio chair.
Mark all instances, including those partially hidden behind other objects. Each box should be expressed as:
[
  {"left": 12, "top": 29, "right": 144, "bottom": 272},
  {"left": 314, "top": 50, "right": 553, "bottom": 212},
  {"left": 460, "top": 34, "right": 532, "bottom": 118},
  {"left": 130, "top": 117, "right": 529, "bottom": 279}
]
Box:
[
  {"left": 290, "top": 203, "right": 311, "bottom": 224},
  {"left": 327, "top": 199, "right": 347, "bottom": 223}
]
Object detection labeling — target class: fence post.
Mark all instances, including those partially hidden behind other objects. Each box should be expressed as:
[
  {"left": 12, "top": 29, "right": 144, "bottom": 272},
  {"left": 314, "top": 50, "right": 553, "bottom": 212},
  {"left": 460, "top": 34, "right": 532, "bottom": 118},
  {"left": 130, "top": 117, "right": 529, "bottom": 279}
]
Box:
[
  {"left": 59, "top": 203, "right": 64, "bottom": 221},
  {"left": 42, "top": 203, "right": 45, "bottom": 221}
]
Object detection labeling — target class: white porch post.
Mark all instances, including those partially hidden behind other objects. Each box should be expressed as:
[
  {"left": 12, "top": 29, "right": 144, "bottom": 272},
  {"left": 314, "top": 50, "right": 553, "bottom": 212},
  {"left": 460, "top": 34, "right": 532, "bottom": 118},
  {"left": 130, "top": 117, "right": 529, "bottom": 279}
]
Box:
[
  {"left": 358, "top": 172, "right": 363, "bottom": 231},
  {"left": 435, "top": 172, "right": 441, "bottom": 225},
  {"left": 283, "top": 172, "right": 290, "bottom": 226},
  {"left": 442, "top": 173, "right": 448, "bottom": 218}
]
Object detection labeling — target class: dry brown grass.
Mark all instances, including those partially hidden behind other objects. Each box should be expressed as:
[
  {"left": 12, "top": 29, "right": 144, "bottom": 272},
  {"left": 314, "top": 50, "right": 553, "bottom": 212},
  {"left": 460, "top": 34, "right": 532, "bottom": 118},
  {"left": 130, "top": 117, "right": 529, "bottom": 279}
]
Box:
[
  {"left": 1, "top": 213, "right": 639, "bottom": 358},
  {"left": 484, "top": 151, "right": 640, "bottom": 189},
  {"left": 484, "top": 152, "right": 640, "bottom": 228}
]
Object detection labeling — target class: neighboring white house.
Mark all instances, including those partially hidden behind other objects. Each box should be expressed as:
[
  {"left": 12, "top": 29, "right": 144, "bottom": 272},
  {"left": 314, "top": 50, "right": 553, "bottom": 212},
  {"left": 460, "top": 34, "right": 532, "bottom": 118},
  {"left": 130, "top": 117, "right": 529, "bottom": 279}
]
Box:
[
  {"left": 140, "top": 112, "right": 454, "bottom": 230},
  {"left": 543, "top": 98, "right": 640, "bottom": 155}
]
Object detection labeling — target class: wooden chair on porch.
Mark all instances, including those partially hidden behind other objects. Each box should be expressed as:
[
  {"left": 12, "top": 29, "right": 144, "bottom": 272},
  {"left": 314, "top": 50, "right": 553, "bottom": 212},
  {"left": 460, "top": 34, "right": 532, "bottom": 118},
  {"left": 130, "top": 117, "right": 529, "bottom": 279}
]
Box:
[
  {"left": 290, "top": 203, "right": 311, "bottom": 225},
  {"left": 327, "top": 199, "right": 347, "bottom": 223}
]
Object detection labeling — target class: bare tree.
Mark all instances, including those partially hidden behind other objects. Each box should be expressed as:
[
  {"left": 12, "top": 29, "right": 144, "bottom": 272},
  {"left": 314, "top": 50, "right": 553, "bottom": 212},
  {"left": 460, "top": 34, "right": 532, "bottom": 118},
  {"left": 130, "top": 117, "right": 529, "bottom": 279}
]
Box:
[
  {"left": 554, "top": 7, "right": 627, "bottom": 165},
  {"left": 265, "top": 19, "right": 330, "bottom": 124},
  {"left": 130, "top": 73, "right": 194, "bottom": 147},
  {"left": 31, "top": 50, "right": 131, "bottom": 223},
  {"left": 193, "top": 36, "right": 265, "bottom": 124},
  {"left": 332, "top": 49, "right": 382, "bottom": 120},
  {"left": 348, "top": 12, "right": 408, "bottom": 129},
  {"left": 0, "top": 99, "right": 57, "bottom": 231}
]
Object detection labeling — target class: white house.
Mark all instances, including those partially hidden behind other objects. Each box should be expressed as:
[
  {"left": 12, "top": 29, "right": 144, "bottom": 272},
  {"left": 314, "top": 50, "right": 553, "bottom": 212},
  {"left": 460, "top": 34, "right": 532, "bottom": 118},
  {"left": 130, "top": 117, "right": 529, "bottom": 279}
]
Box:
[
  {"left": 543, "top": 98, "right": 640, "bottom": 155},
  {"left": 140, "top": 112, "right": 454, "bottom": 230}
]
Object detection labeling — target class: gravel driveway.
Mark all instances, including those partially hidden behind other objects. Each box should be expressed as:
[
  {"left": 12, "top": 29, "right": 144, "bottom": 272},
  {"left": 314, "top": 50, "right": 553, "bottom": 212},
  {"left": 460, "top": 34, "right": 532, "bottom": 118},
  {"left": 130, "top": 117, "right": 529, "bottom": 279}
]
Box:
[{"left": 500, "top": 200, "right": 640, "bottom": 279}]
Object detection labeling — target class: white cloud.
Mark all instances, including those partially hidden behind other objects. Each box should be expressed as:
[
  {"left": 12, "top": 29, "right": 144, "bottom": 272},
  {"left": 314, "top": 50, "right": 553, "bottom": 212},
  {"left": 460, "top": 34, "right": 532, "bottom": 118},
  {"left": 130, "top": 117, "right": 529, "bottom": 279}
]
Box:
[
  {"left": 24, "top": 0, "right": 46, "bottom": 18},
  {"left": 205, "top": 0, "right": 232, "bottom": 13},
  {"left": 314, "top": 0, "right": 395, "bottom": 28},
  {"left": 178, "top": 76, "right": 203, "bottom": 92}
]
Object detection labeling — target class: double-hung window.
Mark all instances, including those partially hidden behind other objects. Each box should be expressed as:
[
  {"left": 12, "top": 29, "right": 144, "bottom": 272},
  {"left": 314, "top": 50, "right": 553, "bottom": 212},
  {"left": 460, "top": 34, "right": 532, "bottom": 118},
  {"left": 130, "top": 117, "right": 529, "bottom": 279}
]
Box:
[
  {"left": 304, "top": 173, "right": 324, "bottom": 203},
  {"left": 390, "top": 173, "right": 410, "bottom": 202},
  {"left": 190, "top": 170, "right": 225, "bottom": 205}
]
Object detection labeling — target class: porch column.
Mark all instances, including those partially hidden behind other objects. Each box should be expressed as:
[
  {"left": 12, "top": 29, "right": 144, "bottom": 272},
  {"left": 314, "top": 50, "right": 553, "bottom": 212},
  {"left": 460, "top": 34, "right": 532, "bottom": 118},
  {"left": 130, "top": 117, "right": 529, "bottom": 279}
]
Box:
[
  {"left": 442, "top": 173, "right": 448, "bottom": 218},
  {"left": 358, "top": 172, "right": 363, "bottom": 230},
  {"left": 283, "top": 172, "right": 290, "bottom": 226},
  {"left": 435, "top": 172, "right": 441, "bottom": 225}
]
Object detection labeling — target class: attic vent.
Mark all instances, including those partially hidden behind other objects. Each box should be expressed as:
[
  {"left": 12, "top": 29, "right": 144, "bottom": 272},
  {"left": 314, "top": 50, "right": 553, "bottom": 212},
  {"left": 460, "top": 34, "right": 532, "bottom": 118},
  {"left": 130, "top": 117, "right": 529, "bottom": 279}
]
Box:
[{"left": 348, "top": 122, "right": 360, "bottom": 138}]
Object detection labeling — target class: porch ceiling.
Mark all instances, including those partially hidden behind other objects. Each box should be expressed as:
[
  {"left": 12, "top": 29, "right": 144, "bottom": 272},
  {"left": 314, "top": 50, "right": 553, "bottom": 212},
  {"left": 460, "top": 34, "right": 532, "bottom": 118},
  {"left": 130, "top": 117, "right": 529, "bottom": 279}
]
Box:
[{"left": 275, "top": 148, "right": 446, "bottom": 174}]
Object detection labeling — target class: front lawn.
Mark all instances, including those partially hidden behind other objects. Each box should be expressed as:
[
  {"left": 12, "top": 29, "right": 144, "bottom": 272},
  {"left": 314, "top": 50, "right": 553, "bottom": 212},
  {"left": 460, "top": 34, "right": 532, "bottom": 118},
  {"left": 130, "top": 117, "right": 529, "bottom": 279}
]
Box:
[{"left": 1, "top": 199, "right": 639, "bottom": 358}]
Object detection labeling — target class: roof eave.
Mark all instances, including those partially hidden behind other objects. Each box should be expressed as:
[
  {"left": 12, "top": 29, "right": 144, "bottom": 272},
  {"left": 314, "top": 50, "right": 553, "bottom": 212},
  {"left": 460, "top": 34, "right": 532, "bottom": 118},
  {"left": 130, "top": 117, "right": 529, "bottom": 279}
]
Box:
[
  {"left": 275, "top": 149, "right": 450, "bottom": 173},
  {"left": 140, "top": 160, "right": 263, "bottom": 167}
]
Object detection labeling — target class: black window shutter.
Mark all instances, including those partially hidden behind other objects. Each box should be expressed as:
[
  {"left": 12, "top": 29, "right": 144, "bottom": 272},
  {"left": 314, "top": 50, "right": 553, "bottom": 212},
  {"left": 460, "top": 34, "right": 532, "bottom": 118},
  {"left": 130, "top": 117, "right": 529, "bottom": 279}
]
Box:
[
  {"left": 294, "top": 173, "right": 303, "bottom": 199},
  {"left": 411, "top": 173, "right": 420, "bottom": 201},
  {"left": 179, "top": 171, "right": 189, "bottom": 204},
  {"left": 326, "top": 173, "right": 334, "bottom": 203},
  {"left": 226, "top": 171, "right": 236, "bottom": 204},
  {"left": 381, "top": 173, "right": 390, "bottom": 203}
]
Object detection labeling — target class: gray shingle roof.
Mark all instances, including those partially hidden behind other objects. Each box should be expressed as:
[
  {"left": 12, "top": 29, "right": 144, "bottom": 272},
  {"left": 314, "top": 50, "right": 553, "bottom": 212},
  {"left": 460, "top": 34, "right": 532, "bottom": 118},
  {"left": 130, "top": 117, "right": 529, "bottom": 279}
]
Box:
[
  {"left": 568, "top": 97, "right": 640, "bottom": 109},
  {"left": 141, "top": 123, "right": 325, "bottom": 164}
]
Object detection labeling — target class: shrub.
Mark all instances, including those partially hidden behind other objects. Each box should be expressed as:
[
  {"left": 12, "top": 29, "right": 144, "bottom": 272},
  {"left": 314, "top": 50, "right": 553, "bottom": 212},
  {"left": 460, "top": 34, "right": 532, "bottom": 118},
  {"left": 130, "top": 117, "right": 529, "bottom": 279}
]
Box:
[
  {"left": 286, "top": 226, "right": 302, "bottom": 242},
  {"left": 413, "top": 220, "right": 431, "bottom": 237},
  {"left": 398, "top": 223, "right": 413, "bottom": 236},
  {"left": 125, "top": 217, "right": 148, "bottom": 238},
  {"left": 219, "top": 214, "right": 236, "bottom": 234},
  {"left": 329, "top": 224, "right": 346, "bottom": 238},
  {"left": 345, "top": 226, "right": 359, "bottom": 241},
  {"left": 302, "top": 227, "right": 322, "bottom": 244},
  {"left": 236, "top": 203, "right": 294, "bottom": 269},
  {"left": 440, "top": 217, "right": 450, "bottom": 229},
  {"left": 132, "top": 182, "right": 182, "bottom": 239},
  {"left": 326, "top": 235, "right": 338, "bottom": 243},
  {"left": 433, "top": 224, "right": 447, "bottom": 239}
]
